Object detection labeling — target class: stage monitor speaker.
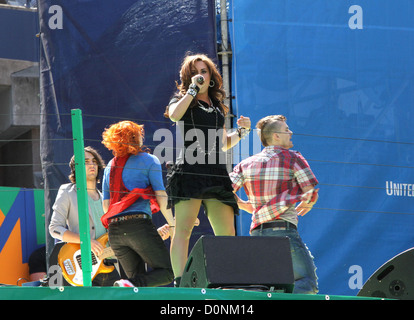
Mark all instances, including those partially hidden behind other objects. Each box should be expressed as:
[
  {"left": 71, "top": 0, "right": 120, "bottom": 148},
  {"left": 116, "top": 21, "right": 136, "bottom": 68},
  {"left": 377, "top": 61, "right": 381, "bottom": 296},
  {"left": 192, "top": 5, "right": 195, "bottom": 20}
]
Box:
[
  {"left": 358, "top": 248, "right": 414, "bottom": 299},
  {"left": 180, "top": 235, "right": 294, "bottom": 292}
]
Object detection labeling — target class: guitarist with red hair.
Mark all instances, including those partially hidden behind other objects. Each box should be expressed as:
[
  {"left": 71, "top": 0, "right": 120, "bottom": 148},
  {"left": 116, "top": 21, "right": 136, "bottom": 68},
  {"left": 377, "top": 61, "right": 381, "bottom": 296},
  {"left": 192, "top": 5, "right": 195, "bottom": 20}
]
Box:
[{"left": 101, "top": 120, "right": 175, "bottom": 287}]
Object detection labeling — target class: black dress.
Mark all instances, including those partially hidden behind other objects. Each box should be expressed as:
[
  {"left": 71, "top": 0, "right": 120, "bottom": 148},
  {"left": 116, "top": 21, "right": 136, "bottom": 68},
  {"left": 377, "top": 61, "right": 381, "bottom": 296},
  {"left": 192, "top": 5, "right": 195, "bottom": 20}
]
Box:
[{"left": 166, "top": 98, "right": 238, "bottom": 216}]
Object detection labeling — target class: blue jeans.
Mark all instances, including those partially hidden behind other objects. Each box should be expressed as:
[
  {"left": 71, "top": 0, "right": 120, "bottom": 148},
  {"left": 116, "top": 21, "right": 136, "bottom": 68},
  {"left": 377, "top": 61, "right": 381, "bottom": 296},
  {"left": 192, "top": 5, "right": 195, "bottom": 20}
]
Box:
[
  {"left": 251, "top": 226, "right": 318, "bottom": 294},
  {"left": 108, "top": 218, "right": 173, "bottom": 287}
]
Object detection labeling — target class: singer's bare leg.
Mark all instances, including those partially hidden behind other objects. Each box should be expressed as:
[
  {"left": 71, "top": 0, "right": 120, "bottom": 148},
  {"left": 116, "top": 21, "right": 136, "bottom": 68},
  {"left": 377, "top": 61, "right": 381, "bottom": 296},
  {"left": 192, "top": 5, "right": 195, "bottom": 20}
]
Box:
[
  {"left": 170, "top": 198, "right": 235, "bottom": 280},
  {"left": 170, "top": 199, "right": 202, "bottom": 279},
  {"left": 204, "top": 199, "right": 235, "bottom": 236}
]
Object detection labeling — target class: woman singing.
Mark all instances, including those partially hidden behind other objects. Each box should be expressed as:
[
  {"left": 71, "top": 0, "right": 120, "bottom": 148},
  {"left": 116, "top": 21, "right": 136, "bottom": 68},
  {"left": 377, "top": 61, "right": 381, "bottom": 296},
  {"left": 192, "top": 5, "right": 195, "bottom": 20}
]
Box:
[{"left": 164, "top": 53, "right": 251, "bottom": 286}]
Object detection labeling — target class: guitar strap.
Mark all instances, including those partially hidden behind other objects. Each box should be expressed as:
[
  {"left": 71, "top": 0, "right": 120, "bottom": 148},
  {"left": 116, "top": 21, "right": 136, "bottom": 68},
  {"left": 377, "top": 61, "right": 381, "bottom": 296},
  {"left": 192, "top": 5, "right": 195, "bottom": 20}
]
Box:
[{"left": 101, "top": 154, "right": 160, "bottom": 228}]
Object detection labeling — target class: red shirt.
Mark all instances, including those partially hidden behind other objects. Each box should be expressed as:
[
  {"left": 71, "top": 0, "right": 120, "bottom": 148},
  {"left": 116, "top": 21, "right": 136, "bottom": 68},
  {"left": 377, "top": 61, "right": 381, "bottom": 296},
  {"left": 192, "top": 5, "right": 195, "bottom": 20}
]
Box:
[{"left": 230, "top": 146, "right": 318, "bottom": 231}]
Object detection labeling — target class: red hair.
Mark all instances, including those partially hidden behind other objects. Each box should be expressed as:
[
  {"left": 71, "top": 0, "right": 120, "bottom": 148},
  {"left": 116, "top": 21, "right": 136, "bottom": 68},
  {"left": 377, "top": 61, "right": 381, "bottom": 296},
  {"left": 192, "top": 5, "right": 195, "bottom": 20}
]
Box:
[{"left": 102, "top": 121, "right": 146, "bottom": 157}]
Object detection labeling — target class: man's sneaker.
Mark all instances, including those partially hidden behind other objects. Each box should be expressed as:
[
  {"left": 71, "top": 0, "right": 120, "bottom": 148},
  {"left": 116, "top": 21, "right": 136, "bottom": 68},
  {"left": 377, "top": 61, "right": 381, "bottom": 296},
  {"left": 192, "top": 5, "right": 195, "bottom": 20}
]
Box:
[{"left": 114, "top": 279, "right": 135, "bottom": 287}]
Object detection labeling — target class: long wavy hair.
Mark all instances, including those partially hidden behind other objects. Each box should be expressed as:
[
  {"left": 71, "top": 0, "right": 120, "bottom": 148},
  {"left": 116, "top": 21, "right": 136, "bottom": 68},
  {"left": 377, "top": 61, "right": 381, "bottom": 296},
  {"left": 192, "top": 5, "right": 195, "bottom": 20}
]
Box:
[
  {"left": 164, "top": 53, "right": 229, "bottom": 118},
  {"left": 101, "top": 120, "right": 148, "bottom": 157}
]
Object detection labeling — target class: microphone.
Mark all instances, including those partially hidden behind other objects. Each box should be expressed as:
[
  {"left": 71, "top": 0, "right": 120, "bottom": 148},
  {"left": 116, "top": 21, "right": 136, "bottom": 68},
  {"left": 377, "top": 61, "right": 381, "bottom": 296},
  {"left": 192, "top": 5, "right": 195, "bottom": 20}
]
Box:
[{"left": 197, "top": 76, "right": 204, "bottom": 85}]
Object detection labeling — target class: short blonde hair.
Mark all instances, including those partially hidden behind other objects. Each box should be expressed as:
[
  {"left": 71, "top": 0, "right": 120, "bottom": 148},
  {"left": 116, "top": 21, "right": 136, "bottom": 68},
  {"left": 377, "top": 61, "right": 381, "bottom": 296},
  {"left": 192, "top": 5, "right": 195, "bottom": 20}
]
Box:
[{"left": 255, "top": 115, "right": 287, "bottom": 146}]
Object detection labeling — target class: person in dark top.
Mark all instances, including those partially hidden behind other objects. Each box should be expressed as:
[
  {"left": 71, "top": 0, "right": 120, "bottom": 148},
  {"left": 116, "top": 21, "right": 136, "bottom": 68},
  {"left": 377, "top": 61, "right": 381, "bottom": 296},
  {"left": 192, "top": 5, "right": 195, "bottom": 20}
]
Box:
[{"left": 164, "top": 53, "right": 251, "bottom": 286}]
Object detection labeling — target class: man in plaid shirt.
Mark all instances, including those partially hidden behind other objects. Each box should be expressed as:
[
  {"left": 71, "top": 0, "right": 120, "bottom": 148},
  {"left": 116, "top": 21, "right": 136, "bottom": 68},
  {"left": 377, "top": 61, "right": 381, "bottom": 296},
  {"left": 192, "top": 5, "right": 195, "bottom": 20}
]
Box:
[{"left": 230, "top": 115, "right": 319, "bottom": 294}]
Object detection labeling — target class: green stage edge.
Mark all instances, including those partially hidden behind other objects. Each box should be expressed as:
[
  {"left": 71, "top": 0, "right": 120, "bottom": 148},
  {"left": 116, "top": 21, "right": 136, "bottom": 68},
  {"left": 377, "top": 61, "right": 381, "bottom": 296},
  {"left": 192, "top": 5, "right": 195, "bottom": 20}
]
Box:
[{"left": 0, "top": 286, "right": 384, "bottom": 300}]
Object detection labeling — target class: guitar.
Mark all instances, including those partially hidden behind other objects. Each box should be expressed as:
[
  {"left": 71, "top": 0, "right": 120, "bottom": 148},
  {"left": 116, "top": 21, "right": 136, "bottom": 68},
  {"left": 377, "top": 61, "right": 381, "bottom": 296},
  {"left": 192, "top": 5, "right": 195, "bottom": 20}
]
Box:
[{"left": 58, "top": 233, "right": 115, "bottom": 286}]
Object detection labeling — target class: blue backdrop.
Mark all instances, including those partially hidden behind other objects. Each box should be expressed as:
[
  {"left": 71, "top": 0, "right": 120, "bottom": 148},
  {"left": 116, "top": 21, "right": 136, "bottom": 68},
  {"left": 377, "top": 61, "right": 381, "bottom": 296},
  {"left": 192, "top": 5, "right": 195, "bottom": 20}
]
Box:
[{"left": 230, "top": 0, "right": 414, "bottom": 295}]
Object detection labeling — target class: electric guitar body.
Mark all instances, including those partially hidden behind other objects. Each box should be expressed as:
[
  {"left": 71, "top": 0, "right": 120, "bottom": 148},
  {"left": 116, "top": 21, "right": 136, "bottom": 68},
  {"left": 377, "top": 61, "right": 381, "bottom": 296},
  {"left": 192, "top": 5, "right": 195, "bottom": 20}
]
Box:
[{"left": 58, "top": 233, "right": 115, "bottom": 286}]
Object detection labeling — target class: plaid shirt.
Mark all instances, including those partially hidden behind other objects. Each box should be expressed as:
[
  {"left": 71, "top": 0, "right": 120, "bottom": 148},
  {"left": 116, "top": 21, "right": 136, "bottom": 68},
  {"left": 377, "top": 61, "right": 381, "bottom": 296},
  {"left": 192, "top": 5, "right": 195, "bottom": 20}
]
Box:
[{"left": 230, "top": 145, "right": 318, "bottom": 232}]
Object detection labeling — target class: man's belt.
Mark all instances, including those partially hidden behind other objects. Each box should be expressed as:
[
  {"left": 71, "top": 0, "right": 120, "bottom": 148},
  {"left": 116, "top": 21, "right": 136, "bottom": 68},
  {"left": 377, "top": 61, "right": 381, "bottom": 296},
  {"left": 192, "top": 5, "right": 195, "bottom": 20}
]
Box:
[{"left": 253, "top": 220, "right": 297, "bottom": 231}]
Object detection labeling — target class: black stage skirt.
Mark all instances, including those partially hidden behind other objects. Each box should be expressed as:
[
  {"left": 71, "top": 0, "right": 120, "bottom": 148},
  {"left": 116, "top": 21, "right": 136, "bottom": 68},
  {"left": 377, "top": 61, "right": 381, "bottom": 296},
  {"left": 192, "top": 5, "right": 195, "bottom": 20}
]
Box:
[{"left": 166, "top": 163, "right": 239, "bottom": 216}]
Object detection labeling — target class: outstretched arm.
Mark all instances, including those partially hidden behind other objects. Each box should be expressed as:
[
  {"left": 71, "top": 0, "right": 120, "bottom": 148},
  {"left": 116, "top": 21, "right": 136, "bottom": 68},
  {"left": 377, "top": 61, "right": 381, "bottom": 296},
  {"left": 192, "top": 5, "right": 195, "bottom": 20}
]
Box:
[{"left": 222, "top": 116, "right": 251, "bottom": 151}]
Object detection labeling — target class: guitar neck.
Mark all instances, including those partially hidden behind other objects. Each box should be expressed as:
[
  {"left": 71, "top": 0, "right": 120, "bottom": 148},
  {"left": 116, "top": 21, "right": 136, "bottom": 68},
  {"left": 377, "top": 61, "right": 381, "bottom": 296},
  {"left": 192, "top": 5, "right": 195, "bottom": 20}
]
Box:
[{"left": 98, "top": 247, "right": 115, "bottom": 260}]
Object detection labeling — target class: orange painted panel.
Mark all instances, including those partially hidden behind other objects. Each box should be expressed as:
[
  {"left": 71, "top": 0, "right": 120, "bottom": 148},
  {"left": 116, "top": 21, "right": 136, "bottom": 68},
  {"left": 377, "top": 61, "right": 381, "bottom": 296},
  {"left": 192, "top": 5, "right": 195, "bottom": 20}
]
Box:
[{"left": 0, "top": 215, "right": 29, "bottom": 285}]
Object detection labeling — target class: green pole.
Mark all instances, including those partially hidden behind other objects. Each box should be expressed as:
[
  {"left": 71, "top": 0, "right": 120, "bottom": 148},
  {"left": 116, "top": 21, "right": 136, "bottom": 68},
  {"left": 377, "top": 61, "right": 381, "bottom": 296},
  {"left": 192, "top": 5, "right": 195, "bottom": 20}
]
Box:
[{"left": 71, "top": 108, "right": 92, "bottom": 287}]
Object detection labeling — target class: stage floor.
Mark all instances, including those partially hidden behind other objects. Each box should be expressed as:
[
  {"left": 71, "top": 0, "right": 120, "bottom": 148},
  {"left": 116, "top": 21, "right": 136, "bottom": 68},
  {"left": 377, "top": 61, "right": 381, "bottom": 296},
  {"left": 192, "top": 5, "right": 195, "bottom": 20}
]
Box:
[{"left": 0, "top": 286, "right": 382, "bottom": 300}]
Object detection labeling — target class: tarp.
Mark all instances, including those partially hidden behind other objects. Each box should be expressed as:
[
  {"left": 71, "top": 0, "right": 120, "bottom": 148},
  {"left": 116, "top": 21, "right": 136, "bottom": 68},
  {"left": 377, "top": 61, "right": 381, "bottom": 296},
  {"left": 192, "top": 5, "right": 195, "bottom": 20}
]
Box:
[
  {"left": 230, "top": 0, "right": 414, "bottom": 295},
  {"left": 38, "top": 0, "right": 218, "bottom": 265}
]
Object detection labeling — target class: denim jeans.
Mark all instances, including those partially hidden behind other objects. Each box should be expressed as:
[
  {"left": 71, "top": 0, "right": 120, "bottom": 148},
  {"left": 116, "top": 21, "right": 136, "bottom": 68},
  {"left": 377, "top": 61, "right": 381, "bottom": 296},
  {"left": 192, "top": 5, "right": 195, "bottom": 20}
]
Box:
[
  {"left": 108, "top": 218, "right": 173, "bottom": 287},
  {"left": 251, "top": 226, "right": 318, "bottom": 294}
]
